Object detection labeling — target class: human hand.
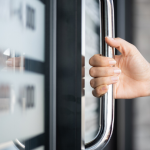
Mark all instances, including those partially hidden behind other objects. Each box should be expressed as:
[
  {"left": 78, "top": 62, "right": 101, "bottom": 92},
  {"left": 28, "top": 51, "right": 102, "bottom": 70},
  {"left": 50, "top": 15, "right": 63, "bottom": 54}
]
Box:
[
  {"left": 89, "top": 37, "right": 150, "bottom": 99},
  {"left": 6, "top": 57, "right": 24, "bottom": 70}
]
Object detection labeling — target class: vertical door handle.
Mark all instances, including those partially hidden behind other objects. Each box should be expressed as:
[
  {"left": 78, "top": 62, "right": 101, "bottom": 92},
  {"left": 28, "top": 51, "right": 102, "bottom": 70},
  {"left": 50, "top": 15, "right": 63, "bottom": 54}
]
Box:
[{"left": 81, "top": 0, "right": 115, "bottom": 150}]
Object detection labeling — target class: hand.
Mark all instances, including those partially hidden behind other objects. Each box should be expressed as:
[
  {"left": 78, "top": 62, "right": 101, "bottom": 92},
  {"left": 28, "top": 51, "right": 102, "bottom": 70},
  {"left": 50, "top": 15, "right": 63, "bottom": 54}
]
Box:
[
  {"left": 6, "top": 57, "right": 24, "bottom": 70},
  {"left": 89, "top": 37, "right": 150, "bottom": 99}
]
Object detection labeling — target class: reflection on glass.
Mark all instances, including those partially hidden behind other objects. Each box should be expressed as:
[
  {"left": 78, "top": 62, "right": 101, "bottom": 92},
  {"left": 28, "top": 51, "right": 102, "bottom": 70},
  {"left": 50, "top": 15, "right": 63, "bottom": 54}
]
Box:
[
  {"left": 0, "top": 48, "right": 44, "bottom": 75},
  {"left": 0, "top": 49, "right": 24, "bottom": 72},
  {"left": 85, "top": 0, "right": 100, "bottom": 144},
  {"left": 0, "top": 0, "right": 45, "bottom": 149},
  {"left": 0, "top": 141, "right": 19, "bottom": 150},
  {"left": 0, "top": 84, "right": 11, "bottom": 114}
]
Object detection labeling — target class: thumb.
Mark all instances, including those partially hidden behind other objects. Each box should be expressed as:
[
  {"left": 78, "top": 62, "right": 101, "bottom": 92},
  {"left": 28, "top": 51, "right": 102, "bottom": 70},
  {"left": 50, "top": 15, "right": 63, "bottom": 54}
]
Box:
[{"left": 105, "top": 37, "right": 136, "bottom": 56}]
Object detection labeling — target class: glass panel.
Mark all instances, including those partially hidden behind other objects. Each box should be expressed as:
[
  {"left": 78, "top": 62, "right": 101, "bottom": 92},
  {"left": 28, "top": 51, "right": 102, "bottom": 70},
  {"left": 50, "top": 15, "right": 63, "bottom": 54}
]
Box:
[
  {"left": 85, "top": 0, "right": 100, "bottom": 144},
  {"left": 0, "top": 0, "right": 45, "bottom": 149}
]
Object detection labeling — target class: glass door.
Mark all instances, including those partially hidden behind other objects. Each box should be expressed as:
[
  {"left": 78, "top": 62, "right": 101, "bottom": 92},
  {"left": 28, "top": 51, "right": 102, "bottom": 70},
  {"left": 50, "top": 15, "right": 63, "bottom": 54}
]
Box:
[
  {"left": 0, "top": 0, "right": 56, "bottom": 149},
  {"left": 84, "top": 0, "right": 100, "bottom": 143},
  {"left": 56, "top": 0, "right": 115, "bottom": 149}
]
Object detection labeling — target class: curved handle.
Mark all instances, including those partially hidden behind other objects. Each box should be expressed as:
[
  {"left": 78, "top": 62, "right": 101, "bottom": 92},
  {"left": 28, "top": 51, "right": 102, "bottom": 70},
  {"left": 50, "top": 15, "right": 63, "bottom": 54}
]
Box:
[
  {"left": 81, "top": 0, "right": 115, "bottom": 150},
  {"left": 14, "top": 139, "right": 25, "bottom": 150}
]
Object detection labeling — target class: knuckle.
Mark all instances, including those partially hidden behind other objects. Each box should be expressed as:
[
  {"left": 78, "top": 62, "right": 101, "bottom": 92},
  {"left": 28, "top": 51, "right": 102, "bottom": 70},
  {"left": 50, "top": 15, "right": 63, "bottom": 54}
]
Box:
[
  {"left": 92, "top": 90, "right": 95, "bottom": 97},
  {"left": 101, "top": 77, "right": 106, "bottom": 85},
  {"left": 89, "top": 57, "right": 92, "bottom": 66},
  {"left": 104, "top": 69, "right": 109, "bottom": 75},
  {"left": 89, "top": 67, "right": 95, "bottom": 77},
  {"left": 90, "top": 79, "right": 94, "bottom": 88},
  {"left": 116, "top": 37, "right": 121, "bottom": 40},
  {"left": 89, "top": 54, "right": 97, "bottom": 65},
  {"left": 95, "top": 88, "right": 100, "bottom": 96},
  {"left": 93, "top": 54, "right": 99, "bottom": 59}
]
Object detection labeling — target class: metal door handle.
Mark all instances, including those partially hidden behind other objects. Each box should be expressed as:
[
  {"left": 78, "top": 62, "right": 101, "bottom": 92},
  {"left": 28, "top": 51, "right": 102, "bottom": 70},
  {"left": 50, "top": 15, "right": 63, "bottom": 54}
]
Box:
[
  {"left": 81, "top": 0, "right": 115, "bottom": 149},
  {"left": 14, "top": 139, "right": 25, "bottom": 150}
]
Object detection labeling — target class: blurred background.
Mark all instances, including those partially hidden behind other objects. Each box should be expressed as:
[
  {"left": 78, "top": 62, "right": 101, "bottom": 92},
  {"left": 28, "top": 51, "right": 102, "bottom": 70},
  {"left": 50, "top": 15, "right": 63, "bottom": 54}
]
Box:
[
  {"left": 106, "top": 0, "right": 150, "bottom": 150},
  {"left": 0, "top": 0, "right": 150, "bottom": 150},
  {"left": 85, "top": 0, "right": 150, "bottom": 150}
]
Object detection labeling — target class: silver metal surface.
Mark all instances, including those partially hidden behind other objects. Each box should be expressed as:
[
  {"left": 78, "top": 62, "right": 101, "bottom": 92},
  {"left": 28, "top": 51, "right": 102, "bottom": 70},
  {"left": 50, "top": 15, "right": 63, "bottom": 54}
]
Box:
[
  {"left": 85, "top": 0, "right": 100, "bottom": 143},
  {"left": 50, "top": 0, "right": 57, "bottom": 149},
  {"left": 14, "top": 139, "right": 25, "bottom": 150},
  {"left": 81, "top": 0, "right": 115, "bottom": 149}
]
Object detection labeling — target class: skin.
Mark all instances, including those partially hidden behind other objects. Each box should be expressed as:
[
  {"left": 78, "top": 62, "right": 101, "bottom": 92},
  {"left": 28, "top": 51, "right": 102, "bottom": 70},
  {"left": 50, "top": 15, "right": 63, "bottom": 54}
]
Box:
[
  {"left": 6, "top": 57, "right": 23, "bottom": 67},
  {"left": 89, "top": 37, "right": 150, "bottom": 99},
  {"left": 6, "top": 57, "right": 24, "bottom": 70}
]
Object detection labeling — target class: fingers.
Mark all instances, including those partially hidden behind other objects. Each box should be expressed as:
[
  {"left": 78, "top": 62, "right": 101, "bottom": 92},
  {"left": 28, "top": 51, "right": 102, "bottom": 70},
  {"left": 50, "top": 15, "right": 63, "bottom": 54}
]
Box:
[
  {"left": 89, "top": 54, "right": 116, "bottom": 67},
  {"left": 89, "top": 67, "right": 121, "bottom": 78},
  {"left": 89, "top": 66, "right": 121, "bottom": 97},
  {"left": 90, "top": 76, "right": 119, "bottom": 89},
  {"left": 92, "top": 85, "right": 108, "bottom": 97},
  {"left": 105, "top": 37, "right": 137, "bottom": 56},
  {"left": 105, "top": 37, "right": 120, "bottom": 48},
  {"left": 6, "top": 57, "right": 21, "bottom": 67},
  {"left": 90, "top": 36, "right": 134, "bottom": 97},
  {"left": 89, "top": 53, "right": 121, "bottom": 98},
  {"left": 6, "top": 57, "right": 24, "bottom": 67}
]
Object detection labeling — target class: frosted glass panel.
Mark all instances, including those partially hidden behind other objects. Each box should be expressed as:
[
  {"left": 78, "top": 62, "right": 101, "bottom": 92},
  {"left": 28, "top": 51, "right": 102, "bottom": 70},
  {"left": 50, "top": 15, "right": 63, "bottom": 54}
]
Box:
[
  {"left": 85, "top": 0, "right": 100, "bottom": 144},
  {"left": 0, "top": 0, "right": 45, "bottom": 148}
]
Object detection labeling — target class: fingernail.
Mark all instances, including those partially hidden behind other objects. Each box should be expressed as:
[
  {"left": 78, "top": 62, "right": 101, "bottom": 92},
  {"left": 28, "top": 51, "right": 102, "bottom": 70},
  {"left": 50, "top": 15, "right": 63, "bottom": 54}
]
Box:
[
  {"left": 114, "top": 69, "right": 121, "bottom": 74},
  {"left": 106, "top": 37, "right": 116, "bottom": 42},
  {"left": 111, "top": 76, "right": 119, "bottom": 82},
  {"left": 109, "top": 60, "right": 116, "bottom": 65},
  {"left": 6, "top": 60, "right": 12, "bottom": 66},
  {"left": 101, "top": 85, "right": 108, "bottom": 91}
]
